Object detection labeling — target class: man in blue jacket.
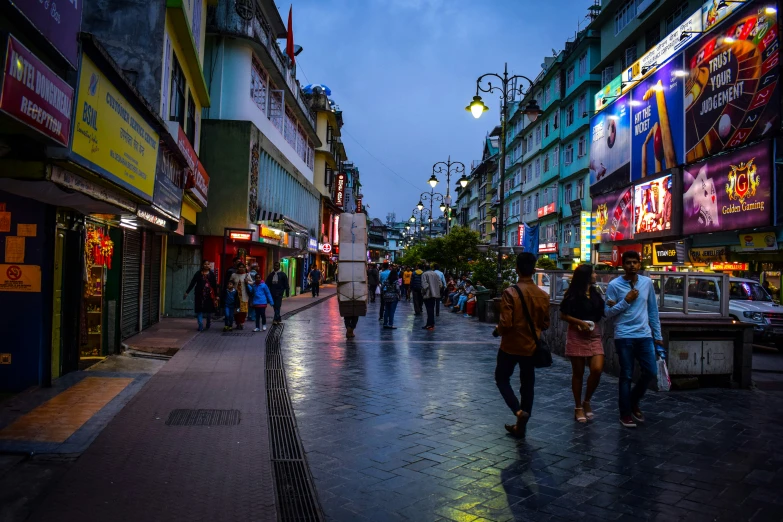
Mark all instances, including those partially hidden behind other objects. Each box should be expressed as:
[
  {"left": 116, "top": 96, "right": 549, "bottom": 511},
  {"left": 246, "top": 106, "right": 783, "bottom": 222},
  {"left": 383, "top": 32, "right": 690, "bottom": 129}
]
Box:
[
  {"left": 605, "top": 250, "right": 663, "bottom": 429},
  {"left": 266, "top": 262, "right": 290, "bottom": 325}
]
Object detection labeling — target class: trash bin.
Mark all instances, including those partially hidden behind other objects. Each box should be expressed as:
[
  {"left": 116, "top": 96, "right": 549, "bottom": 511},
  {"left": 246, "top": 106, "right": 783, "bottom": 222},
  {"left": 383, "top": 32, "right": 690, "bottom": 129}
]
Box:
[
  {"left": 475, "top": 290, "right": 492, "bottom": 322},
  {"left": 484, "top": 297, "right": 501, "bottom": 324}
]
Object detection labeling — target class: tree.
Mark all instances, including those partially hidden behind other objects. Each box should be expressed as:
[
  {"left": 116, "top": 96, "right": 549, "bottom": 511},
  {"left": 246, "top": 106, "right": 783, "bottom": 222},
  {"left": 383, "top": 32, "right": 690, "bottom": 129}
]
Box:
[
  {"left": 468, "top": 249, "right": 516, "bottom": 295},
  {"left": 536, "top": 257, "right": 557, "bottom": 270}
]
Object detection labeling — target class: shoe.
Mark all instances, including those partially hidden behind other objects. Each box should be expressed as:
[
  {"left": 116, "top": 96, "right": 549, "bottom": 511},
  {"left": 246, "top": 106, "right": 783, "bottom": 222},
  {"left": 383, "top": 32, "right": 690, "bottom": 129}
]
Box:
[
  {"left": 574, "top": 407, "right": 587, "bottom": 423},
  {"left": 383, "top": 325, "right": 391, "bottom": 329},
  {"left": 379, "top": 317, "right": 383, "bottom": 321},
  {"left": 631, "top": 407, "right": 645, "bottom": 424},
  {"left": 262, "top": 325, "right": 267, "bottom": 331},
  {"left": 516, "top": 410, "right": 530, "bottom": 431},
  {"left": 346, "top": 327, "right": 354, "bottom": 338},
  {"left": 424, "top": 325, "right": 435, "bottom": 330},
  {"left": 254, "top": 328, "right": 260, "bottom": 332},
  {"left": 583, "top": 401, "right": 594, "bottom": 419},
  {"left": 388, "top": 326, "right": 397, "bottom": 329},
  {"left": 463, "top": 314, "right": 470, "bottom": 318},
  {"left": 620, "top": 416, "right": 637, "bottom": 428},
  {"left": 504, "top": 424, "right": 525, "bottom": 438}
]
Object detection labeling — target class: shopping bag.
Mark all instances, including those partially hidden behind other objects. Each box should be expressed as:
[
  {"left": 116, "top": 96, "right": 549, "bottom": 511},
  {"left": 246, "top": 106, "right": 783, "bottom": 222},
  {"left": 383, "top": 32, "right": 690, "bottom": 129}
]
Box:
[
  {"left": 656, "top": 358, "right": 671, "bottom": 392},
  {"left": 375, "top": 286, "right": 381, "bottom": 296}
]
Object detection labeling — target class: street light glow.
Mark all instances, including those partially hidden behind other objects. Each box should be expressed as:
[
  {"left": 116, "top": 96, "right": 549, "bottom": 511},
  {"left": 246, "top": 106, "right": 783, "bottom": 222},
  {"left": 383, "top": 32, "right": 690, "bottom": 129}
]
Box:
[
  {"left": 439, "top": 203, "right": 446, "bottom": 212},
  {"left": 466, "top": 95, "right": 489, "bottom": 119},
  {"left": 409, "top": 215, "right": 416, "bottom": 223},
  {"left": 459, "top": 174, "right": 469, "bottom": 188},
  {"left": 417, "top": 200, "right": 424, "bottom": 211},
  {"left": 428, "top": 174, "right": 438, "bottom": 188}
]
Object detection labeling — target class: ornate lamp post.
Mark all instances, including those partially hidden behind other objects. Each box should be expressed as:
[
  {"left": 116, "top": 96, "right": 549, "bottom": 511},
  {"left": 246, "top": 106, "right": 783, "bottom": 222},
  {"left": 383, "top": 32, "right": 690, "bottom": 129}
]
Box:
[
  {"left": 431, "top": 157, "right": 468, "bottom": 236},
  {"left": 418, "top": 190, "right": 445, "bottom": 237},
  {"left": 467, "top": 63, "right": 543, "bottom": 286},
  {"left": 409, "top": 208, "right": 431, "bottom": 241}
]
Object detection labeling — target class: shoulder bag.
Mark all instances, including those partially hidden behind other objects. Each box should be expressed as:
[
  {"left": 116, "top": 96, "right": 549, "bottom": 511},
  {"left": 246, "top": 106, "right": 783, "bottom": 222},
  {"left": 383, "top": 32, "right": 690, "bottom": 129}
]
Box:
[{"left": 511, "top": 284, "right": 552, "bottom": 368}]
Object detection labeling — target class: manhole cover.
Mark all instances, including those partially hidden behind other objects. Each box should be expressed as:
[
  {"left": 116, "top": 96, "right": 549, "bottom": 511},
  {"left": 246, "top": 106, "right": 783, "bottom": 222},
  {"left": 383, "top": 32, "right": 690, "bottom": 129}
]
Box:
[{"left": 165, "top": 409, "right": 241, "bottom": 426}]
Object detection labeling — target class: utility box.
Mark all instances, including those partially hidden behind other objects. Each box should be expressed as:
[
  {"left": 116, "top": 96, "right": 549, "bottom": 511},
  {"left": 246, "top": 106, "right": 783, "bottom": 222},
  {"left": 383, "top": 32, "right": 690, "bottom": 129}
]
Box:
[{"left": 668, "top": 340, "right": 734, "bottom": 376}]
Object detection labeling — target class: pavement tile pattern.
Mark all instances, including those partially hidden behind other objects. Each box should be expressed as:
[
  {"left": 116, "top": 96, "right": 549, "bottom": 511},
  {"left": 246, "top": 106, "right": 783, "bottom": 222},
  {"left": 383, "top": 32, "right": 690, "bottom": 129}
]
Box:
[{"left": 282, "top": 298, "right": 783, "bottom": 522}]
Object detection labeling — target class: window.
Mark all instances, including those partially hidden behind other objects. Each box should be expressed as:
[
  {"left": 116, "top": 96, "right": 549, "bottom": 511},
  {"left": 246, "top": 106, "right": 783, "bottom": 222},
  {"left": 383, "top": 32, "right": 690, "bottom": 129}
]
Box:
[
  {"left": 601, "top": 66, "right": 615, "bottom": 87},
  {"left": 645, "top": 24, "right": 661, "bottom": 51},
  {"left": 565, "top": 183, "right": 573, "bottom": 202},
  {"left": 553, "top": 111, "right": 559, "bottom": 129},
  {"left": 566, "top": 67, "right": 575, "bottom": 88},
  {"left": 534, "top": 193, "right": 539, "bottom": 209},
  {"left": 535, "top": 126, "right": 541, "bottom": 144},
  {"left": 665, "top": 4, "right": 688, "bottom": 34},
  {"left": 169, "top": 53, "right": 186, "bottom": 129},
  {"left": 535, "top": 158, "right": 541, "bottom": 176},
  {"left": 615, "top": 0, "right": 636, "bottom": 35},
  {"left": 545, "top": 84, "right": 551, "bottom": 104},
  {"left": 554, "top": 76, "right": 560, "bottom": 97},
  {"left": 623, "top": 45, "right": 638, "bottom": 69},
  {"left": 553, "top": 145, "right": 559, "bottom": 167},
  {"left": 578, "top": 135, "right": 586, "bottom": 157},
  {"left": 565, "top": 143, "right": 574, "bottom": 164},
  {"left": 566, "top": 104, "right": 574, "bottom": 126},
  {"left": 577, "top": 178, "right": 584, "bottom": 199},
  {"left": 564, "top": 223, "right": 572, "bottom": 244},
  {"left": 544, "top": 119, "right": 550, "bottom": 138},
  {"left": 543, "top": 154, "right": 549, "bottom": 172},
  {"left": 250, "top": 58, "right": 268, "bottom": 114},
  {"left": 578, "top": 93, "right": 587, "bottom": 117},
  {"left": 185, "top": 90, "right": 196, "bottom": 145},
  {"left": 578, "top": 53, "right": 588, "bottom": 76}
]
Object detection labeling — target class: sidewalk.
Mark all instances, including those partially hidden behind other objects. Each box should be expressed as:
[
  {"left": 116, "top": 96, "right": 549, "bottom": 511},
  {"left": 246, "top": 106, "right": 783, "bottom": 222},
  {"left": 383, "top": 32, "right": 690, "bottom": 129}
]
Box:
[{"left": 1, "top": 286, "right": 335, "bottom": 522}]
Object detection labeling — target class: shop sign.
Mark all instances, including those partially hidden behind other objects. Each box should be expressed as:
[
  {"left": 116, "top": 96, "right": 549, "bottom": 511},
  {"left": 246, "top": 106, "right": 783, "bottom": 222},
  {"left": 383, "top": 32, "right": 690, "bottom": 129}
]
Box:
[
  {"left": 229, "top": 231, "right": 252, "bottom": 241},
  {"left": 597, "top": 251, "right": 614, "bottom": 263},
  {"left": 569, "top": 200, "right": 582, "bottom": 216},
  {"left": 72, "top": 54, "right": 159, "bottom": 200},
  {"left": 633, "top": 173, "right": 677, "bottom": 238},
  {"left": 334, "top": 173, "right": 346, "bottom": 208},
  {"left": 355, "top": 199, "right": 363, "bottom": 213},
  {"left": 689, "top": 246, "right": 727, "bottom": 265},
  {"left": 711, "top": 261, "right": 748, "bottom": 270},
  {"left": 517, "top": 224, "right": 525, "bottom": 247},
  {"left": 595, "top": 74, "right": 622, "bottom": 113},
  {"left": 137, "top": 209, "right": 166, "bottom": 228},
  {"left": 167, "top": 121, "right": 198, "bottom": 172},
  {"left": 538, "top": 242, "right": 557, "bottom": 254},
  {"left": 10, "top": 0, "right": 82, "bottom": 66},
  {"left": 652, "top": 241, "right": 687, "bottom": 265},
  {"left": 740, "top": 232, "right": 778, "bottom": 251},
  {"left": 0, "top": 36, "right": 73, "bottom": 147},
  {"left": 537, "top": 202, "right": 556, "bottom": 218},
  {"left": 685, "top": 4, "right": 779, "bottom": 163},
  {"left": 185, "top": 161, "right": 209, "bottom": 208},
  {"left": 259, "top": 226, "right": 283, "bottom": 244},
  {"left": 610, "top": 244, "right": 643, "bottom": 266},
  {"left": 319, "top": 243, "right": 332, "bottom": 253},
  {"left": 49, "top": 166, "right": 137, "bottom": 213},
  {"left": 592, "top": 186, "right": 634, "bottom": 242},
  {"left": 153, "top": 148, "right": 184, "bottom": 221},
  {"left": 580, "top": 211, "right": 592, "bottom": 262},
  {"left": 0, "top": 264, "right": 41, "bottom": 292},
  {"left": 589, "top": 95, "right": 631, "bottom": 192},
  {"left": 682, "top": 141, "right": 772, "bottom": 235}
]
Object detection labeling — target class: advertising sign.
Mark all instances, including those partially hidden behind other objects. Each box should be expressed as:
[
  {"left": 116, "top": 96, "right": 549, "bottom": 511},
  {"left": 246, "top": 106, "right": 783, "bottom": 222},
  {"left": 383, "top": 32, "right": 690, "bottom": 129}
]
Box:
[
  {"left": 537, "top": 202, "right": 556, "bottom": 218},
  {"left": 589, "top": 95, "right": 631, "bottom": 191},
  {"left": 186, "top": 161, "right": 209, "bottom": 208},
  {"left": 580, "top": 211, "right": 592, "bottom": 262},
  {"left": 308, "top": 237, "right": 318, "bottom": 253},
  {"left": 711, "top": 261, "right": 748, "bottom": 270},
  {"left": 592, "top": 186, "right": 634, "bottom": 242},
  {"left": 355, "top": 198, "right": 363, "bottom": 213},
  {"left": 682, "top": 141, "right": 772, "bottom": 234},
  {"left": 72, "top": 54, "right": 159, "bottom": 200},
  {"left": 10, "top": 0, "right": 82, "bottom": 66},
  {"left": 633, "top": 173, "right": 676, "bottom": 237},
  {"left": 319, "top": 243, "right": 332, "bottom": 254},
  {"left": 517, "top": 224, "right": 524, "bottom": 247},
  {"left": 595, "top": 74, "right": 623, "bottom": 113},
  {"left": 49, "top": 166, "right": 137, "bottom": 213},
  {"left": 739, "top": 231, "right": 778, "bottom": 251},
  {"left": 630, "top": 56, "right": 685, "bottom": 181},
  {"left": 688, "top": 246, "right": 727, "bottom": 265},
  {"left": 684, "top": 4, "right": 779, "bottom": 163},
  {"left": 0, "top": 264, "right": 41, "bottom": 292},
  {"left": 334, "top": 173, "right": 346, "bottom": 208},
  {"left": 652, "top": 241, "right": 688, "bottom": 265},
  {"left": 538, "top": 242, "right": 558, "bottom": 254},
  {"left": 702, "top": 0, "right": 742, "bottom": 32},
  {"left": 0, "top": 36, "right": 73, "bottom": 147}
]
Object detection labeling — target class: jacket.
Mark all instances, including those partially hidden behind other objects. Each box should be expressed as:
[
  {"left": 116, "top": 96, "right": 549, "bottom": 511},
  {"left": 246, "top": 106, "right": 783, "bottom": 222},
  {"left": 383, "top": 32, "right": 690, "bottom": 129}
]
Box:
[
  {"left": 411, "top": 269, "right": 423, "bottom": 290},
  {"left": 266, "top": 270, "right": 290, "bottom": 296},
  {"left": 224, "top": 288, "right": 239, "bottom": 309},
  {"left": 402, "top": 271, "right": 412, "bottom": 284},
  {"left": 421, "top": 270, "right": 442, "bottom": 299},
  {"left": 367, "top": 268, "right": 380, "bottom": 285},
  {"left": 247, "top": 281, "right": 274, "bottom": 307},
  {"left": 497, "top": 278, "right": 551, "bottom": 356}
]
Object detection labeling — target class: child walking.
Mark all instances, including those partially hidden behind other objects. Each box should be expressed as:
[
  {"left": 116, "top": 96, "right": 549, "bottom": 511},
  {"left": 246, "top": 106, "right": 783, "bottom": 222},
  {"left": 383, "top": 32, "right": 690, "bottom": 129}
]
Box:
[
  {"left": 223, "top": 280, "right": 239, "bottom": 332},
  {"left": 248, "top": 274, "right": 274, "bottom": 331}
]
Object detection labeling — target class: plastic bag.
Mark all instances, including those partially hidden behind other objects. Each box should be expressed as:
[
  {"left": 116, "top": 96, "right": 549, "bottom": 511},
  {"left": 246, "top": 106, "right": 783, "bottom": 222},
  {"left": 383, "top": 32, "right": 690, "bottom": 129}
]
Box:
[
  {"left": 375, "top": 286, "right": 381, "bottom": 295},
  {"left": 656, "top": 358, "right": 671, "bottom": 392}
]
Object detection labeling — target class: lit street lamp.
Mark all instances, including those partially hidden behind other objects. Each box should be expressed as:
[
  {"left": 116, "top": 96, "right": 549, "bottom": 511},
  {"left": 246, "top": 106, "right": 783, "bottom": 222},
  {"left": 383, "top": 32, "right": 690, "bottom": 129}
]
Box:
[
  {"left": 419, "top": 190, "right": 445, "bottom": 236},
  {"left": 467, "top": 63, "right": 542, "bottom": 286},
  {"left": 410, "top": 207, "right": 431, "bottom": 241},
  {"left": 432, "top": 157, "right": 466, "bottom": 236}
]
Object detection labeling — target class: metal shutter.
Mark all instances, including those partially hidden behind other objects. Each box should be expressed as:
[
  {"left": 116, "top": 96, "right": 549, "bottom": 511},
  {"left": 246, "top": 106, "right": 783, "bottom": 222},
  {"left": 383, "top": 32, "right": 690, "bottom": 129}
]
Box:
[
  {"left": 146, "top": 234, "right": 162, "bottom": 326},
  {"left": 121, "top": 228, "right": 142, "bottom": 339},
  {"left": 141, "top": 231, "right": 153, "bottom": 329}
]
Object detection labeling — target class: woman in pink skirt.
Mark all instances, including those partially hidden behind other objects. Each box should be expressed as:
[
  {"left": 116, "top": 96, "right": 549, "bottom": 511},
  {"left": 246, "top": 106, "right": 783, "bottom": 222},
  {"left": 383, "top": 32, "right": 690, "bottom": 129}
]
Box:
[{"left": 560, "top": 265, "right": 605, "bottom": 423}]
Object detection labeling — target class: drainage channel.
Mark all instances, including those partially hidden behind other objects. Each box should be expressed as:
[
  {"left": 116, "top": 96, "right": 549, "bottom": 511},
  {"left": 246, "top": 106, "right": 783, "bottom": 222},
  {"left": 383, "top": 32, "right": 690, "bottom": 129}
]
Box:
[{"left": 266, "top": 319, "right": 324, "bottom": 522}]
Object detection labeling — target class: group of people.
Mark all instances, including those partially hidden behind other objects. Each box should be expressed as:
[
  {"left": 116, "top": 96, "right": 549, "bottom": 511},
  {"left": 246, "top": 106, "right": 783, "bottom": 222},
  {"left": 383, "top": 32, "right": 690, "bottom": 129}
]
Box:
[
  {"left": 496, "top": 250, "right": 663, "bottom": 437},
  {"left": 184, "top": 258, "right": 292, "bottom": 333}
]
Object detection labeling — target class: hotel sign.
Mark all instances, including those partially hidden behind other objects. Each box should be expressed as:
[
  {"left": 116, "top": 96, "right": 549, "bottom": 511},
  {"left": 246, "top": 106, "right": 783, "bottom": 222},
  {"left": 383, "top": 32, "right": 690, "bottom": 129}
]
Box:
[
  {"left": 334, "top": 173, "right": 346, "bottom": 208},
  {"left": 537, "top": 203, "right": 556, "bottom": 218}
]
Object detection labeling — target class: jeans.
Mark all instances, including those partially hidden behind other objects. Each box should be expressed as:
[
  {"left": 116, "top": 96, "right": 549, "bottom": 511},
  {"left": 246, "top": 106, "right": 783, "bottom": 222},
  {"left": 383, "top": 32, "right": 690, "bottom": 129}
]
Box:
[
  {"left": 436, "top": 296, "right": 440, "bottom": 315},
  {"left": 311, "top": 281, "right": 320, "bottom": 297},
  {"left": 495, "top": 349, "right": 535, "bottom": 415},
  {"left": 615, "top": 338, "right": 658, "bottom": 417},
  {"left": 248, "top": 306, "right": 256, "bottom": 322},
  {"left": 254, "top": 306, "right": 267, "bottom": 328},
  {"left": 424, "top": 297, "right": 436, "bottom": 327},
  {"left": 196, "top": 312, "right": 211, "bottom": 330},
  {"left": 412, "top": 289, "right": 423, "bottom": 315},
  {"left": 369, "top": 284, "right": 377, "bottom": 303},
  {"left": 402, "top": 284, "right": 409, "bottom": 300},
  {"left": 379, "top": 296, "right": 385, "bottom": 319},
  {"left": 224, "top": 307, "right": 234, "bottom": 327},
  {"left": 272, "top": 293, "right": 284, "bottom": 322},
  {"left": 344, "top": 316, "right": 359, "bottom": 329},
  {"left": 456, "top": 295, "right": 468, "bottom": 311},
  {"left": 383, "top": 300, "right": 398, "bottom": 326},
  {"left": 448, "top": 292, "right": 459, "bottom": 304}
]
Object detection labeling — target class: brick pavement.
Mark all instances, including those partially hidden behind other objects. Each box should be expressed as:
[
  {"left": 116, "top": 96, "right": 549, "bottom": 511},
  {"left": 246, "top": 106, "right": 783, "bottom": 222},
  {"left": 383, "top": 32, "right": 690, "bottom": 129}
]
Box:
[
  {"left": 282, "top": 298, "right": 783, "bottom": 522},
  {"left": 24, "top": 287, "right": 335, "bottom": 522}
]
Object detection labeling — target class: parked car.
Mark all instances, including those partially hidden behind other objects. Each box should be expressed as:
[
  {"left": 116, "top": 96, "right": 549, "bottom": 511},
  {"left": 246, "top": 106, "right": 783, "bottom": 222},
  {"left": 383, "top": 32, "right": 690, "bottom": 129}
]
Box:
[{"left": 662, "top": 276, "right": 783, "bottom": 345}]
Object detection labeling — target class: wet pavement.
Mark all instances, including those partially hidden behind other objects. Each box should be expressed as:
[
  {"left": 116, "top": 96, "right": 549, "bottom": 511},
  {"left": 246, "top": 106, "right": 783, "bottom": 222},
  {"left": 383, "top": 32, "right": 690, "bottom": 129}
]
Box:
[{"left": 283, "top": 298, "right": 783, "bottom": 522}]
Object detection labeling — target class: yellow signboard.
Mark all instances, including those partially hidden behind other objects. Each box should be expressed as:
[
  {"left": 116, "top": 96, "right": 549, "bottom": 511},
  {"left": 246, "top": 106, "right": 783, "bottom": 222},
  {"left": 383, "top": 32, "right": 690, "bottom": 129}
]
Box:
[
  {"left": 739, "top": 232, "right": 778, "bottom": 252},
  {"left": 72, "top": 54, "right": 158, "bottom": 200},
  {"left": 0, "top": 264, "right": 41, "bottom": 292}
]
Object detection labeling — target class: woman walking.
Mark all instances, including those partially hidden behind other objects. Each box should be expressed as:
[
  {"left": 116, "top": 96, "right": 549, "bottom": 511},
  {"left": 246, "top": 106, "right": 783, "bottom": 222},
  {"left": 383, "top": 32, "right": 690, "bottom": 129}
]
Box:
[
  {"left": 183, "top": 260, "right": 218, "bottom": 331},
  {"left": 247, "top": 273, "right": 274, "bottom": 331},
  {"left": 382, "top": 269, "right": 400, "bottom": 329},
  {"left": 560, "top": 265, "right": 605, "bottom": 423},
  {"left": 229, "top": 262, "right": 253, "bottom": 330}
]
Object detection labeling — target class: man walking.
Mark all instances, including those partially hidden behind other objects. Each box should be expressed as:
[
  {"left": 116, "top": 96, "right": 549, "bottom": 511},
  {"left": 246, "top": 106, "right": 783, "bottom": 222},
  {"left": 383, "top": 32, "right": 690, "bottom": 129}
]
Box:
[
  {"left": 378, "top": 262, "right": 391, "bottom": 321},
  {"left": 308, "top": 266, "right": 323, "bottom": 297},
  {"left": 266, "top": 262, "right": 290, "bottom": 325},
  {"left": 605, "top": 250, "right": 662, "bottom": 428},
  {"left": 432, "top": 263, "right": 446, "bottom": 317},
  {"left": 495, "top": 253, "right": 550, "bottom": 437},
  {"left": 368, "top": 264, "right": 380, "bottom": 303},
  {"left": 421, "top": 264, "right": 441, "bottom": 330},
  {"left": 410, "top": 264, "right": 424, "bottom": 315}
]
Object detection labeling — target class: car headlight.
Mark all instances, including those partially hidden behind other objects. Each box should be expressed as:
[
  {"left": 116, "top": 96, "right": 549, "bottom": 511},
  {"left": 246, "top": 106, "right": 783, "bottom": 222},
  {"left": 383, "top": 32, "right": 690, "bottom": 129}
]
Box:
[{"left": 742, "top": 311, "right": 764, "bottom": 321}]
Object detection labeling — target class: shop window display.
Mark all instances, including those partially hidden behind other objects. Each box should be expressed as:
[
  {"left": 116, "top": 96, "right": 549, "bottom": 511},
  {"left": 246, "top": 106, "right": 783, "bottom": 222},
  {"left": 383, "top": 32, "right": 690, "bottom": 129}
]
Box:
[{"left": 82, "top": 223, "right": 114, "bottom": 357}]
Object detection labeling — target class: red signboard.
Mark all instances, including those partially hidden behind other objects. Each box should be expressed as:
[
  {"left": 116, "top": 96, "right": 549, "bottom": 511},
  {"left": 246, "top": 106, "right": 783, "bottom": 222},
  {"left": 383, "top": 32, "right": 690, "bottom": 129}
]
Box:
[
  {"left": 168, "top": 121, "right": 198, "bottom": 172},
  {"left": 186, "top": 160, "right": 210, "bottom": 208},
  {"left": 0, "top": 35, "right": 73, "bottom": 146},
  {"left": 711, "top": 262, "right": 748, "bottom": 271},
  {"left": 229, "top": 232, "right": 252, "bottom": 241},
  {"left": 538, "top": 242, "right": 558, "bottom": 253},
  {"left": 537, "top": 202, "right": 556, "bottom": 218},
  {"left": 355, "top": 199, "right": 362, "bottom": 213},
  {"left": 517, "top": 224, "right": 524, "bottom": 246},
  {"left": 334, "top": 173, "right": 346, "bottom": 208}
]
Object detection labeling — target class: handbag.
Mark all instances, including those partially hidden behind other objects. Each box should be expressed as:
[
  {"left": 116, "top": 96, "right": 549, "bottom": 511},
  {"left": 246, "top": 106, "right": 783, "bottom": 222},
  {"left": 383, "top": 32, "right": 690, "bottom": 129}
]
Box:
[{"left": 511, "top": 284, "right": 552, "bottom": 368}]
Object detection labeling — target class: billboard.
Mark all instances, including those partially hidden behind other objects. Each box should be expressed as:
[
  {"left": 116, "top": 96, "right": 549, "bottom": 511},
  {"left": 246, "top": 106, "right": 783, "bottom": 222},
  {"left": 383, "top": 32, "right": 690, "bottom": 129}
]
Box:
[
  {"left": 10, "top": 0, "right": 82, "bottom": 67},
  {"left": 633, "top": 173, "right": 677, "bottom": 238},
  {"left": 651, "top": 241, "right": 688, "bottom": 265},
  {"left": 592, "top": 186, "right": 634, "bottom": 243},
  {"left": 684, "top": 4, "right": 779, "bottom": 163},
  {"left": 589, "top": 94, "right": 631, "bottom": 192},
  {"left": 630, "top": 56, "right": 685, "bottom": 181},
  {"left": 682, "top": 140, "right": 772, "bottom": 235},
  {"left": 595, "top": 75, "right": 622, "bottom": 113}
]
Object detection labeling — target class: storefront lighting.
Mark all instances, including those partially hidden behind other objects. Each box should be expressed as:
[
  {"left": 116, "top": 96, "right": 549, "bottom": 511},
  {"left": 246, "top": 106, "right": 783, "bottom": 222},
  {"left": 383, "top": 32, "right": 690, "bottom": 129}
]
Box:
[
  {"left": 766, "top": 7, "right": 777, "bottom": 14},
  {"left": 608, "top": 115, "right": 620, "bottom": 120},
  {"left": 120, "top": 219, "right": 137, "bottom": 229},
  {"left": 723, "top": 36, "right": 736, "bottom": 43}
]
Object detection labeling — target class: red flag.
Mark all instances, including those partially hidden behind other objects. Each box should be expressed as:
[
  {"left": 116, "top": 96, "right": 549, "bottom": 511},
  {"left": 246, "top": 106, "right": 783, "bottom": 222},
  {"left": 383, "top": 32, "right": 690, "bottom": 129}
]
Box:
[{"left": 286, "top": 5, "right": 295, "bottom": 65}]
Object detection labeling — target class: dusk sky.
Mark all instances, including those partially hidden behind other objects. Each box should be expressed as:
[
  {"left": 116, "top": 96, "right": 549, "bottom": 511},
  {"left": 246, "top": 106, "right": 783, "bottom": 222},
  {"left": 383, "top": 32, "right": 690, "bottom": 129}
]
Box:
[{"left": 280, "top": 0, "right": 595, "bottom": 223}]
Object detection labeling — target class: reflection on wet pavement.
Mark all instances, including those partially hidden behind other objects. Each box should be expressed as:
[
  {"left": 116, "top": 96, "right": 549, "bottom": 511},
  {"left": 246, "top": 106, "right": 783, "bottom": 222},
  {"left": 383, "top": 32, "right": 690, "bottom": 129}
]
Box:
[{"left": 283, "top": 297, "right": 783, "bottom": 522}]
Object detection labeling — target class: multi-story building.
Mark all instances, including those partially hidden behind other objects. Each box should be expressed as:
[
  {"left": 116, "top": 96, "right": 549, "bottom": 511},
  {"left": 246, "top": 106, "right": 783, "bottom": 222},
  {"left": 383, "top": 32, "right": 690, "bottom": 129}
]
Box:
[
  {"left": 472, "top": 131, "right": 499, "bottom": 244},
  {"left": 455, "top": 160, "right": 481, "bottom": 233}
]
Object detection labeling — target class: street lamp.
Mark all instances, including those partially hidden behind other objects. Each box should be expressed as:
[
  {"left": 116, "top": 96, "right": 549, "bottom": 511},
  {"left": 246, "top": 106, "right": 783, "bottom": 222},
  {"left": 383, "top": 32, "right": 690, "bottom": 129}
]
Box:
[
  {"left": 417, "top": 200, "right": 424, "bottom": 211},
  {"left": 432, "top": 157, "right": 466, "bottom": 236},
  {"left": 420, "top": 190, "right": 445, "bottom": 236},
  {"left": 467, "top": 63, "right": 542, "bottom": 287},
  {"left": 428, "top": 174, "right": 438, "bottom": 188},
  {"left": 411, "top": 207, "right": 431, "bottom": 241},
  {"left": 459, "top": 174, "right": 469, "bottom": 188}
]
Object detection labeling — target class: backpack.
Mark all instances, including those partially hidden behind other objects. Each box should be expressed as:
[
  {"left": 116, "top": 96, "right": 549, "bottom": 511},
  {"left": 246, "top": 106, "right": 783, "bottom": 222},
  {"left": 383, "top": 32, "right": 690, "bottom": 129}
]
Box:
[{"left": 382, "top": 281, "right": 398, "bottom": 303}]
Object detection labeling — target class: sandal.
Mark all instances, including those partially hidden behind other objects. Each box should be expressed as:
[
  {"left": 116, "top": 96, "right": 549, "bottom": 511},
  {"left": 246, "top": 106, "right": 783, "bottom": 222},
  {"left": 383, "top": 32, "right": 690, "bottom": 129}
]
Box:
[
  {"left": 582, "top": 401, "right": 595, "bottom": 419},
  {"left": 574, "top": 407, "right": 587, "bottom": 423}
]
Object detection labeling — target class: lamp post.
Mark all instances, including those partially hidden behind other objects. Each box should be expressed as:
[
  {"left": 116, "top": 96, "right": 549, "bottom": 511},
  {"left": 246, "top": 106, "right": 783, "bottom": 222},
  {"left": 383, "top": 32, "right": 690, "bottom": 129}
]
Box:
[
  {"left": 418, "top": 190, "right": 445, "bottom": 237},
  {"left": 431, "top": 157, "right": 467, "bottom": 236},
  {"left": 467, "top": 63, "right": 542, "bottom": 287},
  {"left": 410, "top": 208, "right": 431, "bottom": 241}
]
